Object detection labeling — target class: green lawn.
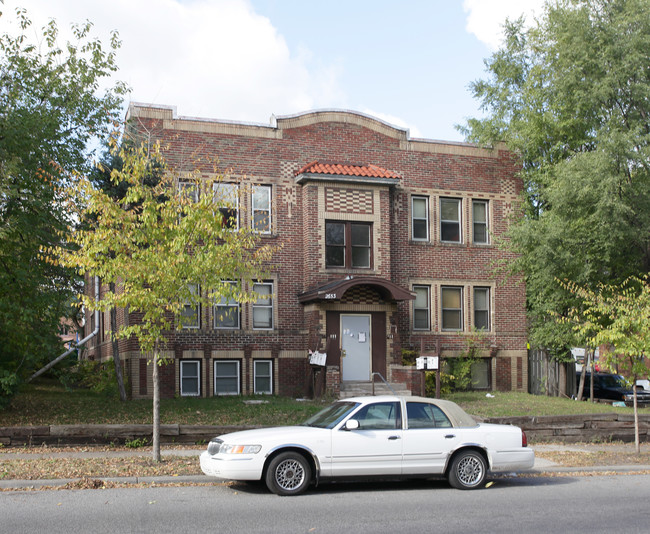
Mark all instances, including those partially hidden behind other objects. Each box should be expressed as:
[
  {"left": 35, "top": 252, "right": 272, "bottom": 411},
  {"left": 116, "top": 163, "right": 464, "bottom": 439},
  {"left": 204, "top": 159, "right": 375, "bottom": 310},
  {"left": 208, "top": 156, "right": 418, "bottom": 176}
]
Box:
[{"left": 0, "top": 379, "right": 646, "bottom": 427}]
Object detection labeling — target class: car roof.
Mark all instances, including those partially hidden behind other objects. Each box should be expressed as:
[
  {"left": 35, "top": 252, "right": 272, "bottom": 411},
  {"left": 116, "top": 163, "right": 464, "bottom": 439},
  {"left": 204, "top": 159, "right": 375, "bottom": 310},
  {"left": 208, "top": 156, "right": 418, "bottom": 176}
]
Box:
[{"left": 339, "top": 395, "right": 478, "bottom": 428}]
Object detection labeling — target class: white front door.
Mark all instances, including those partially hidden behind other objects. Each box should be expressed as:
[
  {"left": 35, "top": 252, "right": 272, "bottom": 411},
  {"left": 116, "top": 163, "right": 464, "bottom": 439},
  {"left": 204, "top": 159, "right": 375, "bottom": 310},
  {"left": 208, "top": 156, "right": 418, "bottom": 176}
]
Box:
[{"left": 341, "top": 314, "right": 371, "bottom": 381}]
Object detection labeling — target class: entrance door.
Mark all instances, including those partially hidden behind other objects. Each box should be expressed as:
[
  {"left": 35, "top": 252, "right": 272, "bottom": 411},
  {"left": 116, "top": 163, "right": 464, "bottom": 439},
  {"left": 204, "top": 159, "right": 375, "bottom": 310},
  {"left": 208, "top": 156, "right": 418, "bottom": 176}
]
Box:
[{"left": 341, "top": 314, "right": 371, "bottom": 381}]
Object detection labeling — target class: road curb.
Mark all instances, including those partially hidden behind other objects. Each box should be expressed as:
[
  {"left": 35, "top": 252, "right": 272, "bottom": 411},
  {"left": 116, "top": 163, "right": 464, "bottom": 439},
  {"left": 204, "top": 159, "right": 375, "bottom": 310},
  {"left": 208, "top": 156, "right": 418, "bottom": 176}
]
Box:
[
  {"left": 3, "top": 466, "right": 650, "bottom": 490},
  {"left": 0, "top": 474, "right": 210, "bottom": 490}
]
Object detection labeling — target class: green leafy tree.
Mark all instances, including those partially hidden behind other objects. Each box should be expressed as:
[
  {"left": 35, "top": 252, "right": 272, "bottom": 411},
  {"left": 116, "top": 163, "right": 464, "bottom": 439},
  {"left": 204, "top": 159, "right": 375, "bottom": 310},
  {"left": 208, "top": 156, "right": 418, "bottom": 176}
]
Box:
[
  {"left": 0, "top": 7, "right": 126, "bottom": 405},
  {"left": 463, "top": 0, "right": 650, "bottom": 353},
  {"left": 83, "top": 145, "right": 165, "bottom": 402},
  {"left": 56, "top": 139, "right": 276, "bottom": 461},
  {"left": 563, "top": 277, "right": 650, "bottom": 452}
]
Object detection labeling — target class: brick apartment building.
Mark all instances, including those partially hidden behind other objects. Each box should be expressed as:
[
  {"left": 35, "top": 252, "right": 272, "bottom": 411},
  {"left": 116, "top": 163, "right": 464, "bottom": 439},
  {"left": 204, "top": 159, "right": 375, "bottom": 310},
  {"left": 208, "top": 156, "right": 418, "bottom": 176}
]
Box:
[{"left": 83, "top": 103, "right": 527, "bottom": 399}]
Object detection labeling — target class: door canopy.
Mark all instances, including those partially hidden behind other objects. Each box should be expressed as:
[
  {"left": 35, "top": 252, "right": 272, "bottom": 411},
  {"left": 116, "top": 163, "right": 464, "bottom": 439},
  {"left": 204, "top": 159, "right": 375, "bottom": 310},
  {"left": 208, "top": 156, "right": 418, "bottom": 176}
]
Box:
[{"left": 298, "top": 277, "right": 415, "bottom": 304}]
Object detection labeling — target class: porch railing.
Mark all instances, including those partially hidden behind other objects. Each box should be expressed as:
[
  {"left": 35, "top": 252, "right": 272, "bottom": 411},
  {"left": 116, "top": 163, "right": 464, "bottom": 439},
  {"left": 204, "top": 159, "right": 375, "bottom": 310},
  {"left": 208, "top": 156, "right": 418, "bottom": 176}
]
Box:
[{"left": 371, "top": 372, "right": 397, "bottom": 396}]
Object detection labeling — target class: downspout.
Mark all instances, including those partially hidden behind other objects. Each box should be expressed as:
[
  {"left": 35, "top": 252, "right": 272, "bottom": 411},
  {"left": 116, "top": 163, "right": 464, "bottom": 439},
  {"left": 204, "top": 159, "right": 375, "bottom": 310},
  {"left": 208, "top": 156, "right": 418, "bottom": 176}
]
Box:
[{"left": 28, "top": 277, "right": 101, "bottom": 382}]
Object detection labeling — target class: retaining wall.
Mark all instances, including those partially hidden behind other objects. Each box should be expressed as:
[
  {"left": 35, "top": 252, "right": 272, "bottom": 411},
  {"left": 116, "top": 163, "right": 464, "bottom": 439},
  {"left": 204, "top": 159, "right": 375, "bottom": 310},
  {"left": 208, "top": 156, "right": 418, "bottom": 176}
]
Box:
[
  {"left": 2, "top": 414, "right": 650, "bottom": 447},
  {"left": 485, "top": 413, "right": 650, "bottom": 443}
]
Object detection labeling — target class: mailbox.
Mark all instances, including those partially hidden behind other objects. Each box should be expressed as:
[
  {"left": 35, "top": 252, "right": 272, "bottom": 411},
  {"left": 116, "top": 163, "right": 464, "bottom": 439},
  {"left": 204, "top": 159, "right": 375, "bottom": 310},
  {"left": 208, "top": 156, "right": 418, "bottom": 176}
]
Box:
[
  {"left": 309, "top": 350, "right": 326, "bottom": 366},
  {"left": 416, "top": 356, "right": 439, "bottom": 370}
]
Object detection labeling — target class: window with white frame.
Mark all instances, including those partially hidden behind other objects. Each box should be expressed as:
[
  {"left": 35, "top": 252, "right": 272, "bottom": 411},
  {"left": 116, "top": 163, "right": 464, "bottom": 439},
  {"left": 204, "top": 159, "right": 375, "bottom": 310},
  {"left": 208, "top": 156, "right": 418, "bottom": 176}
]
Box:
[
  {"left": 180, "top": 283, "right": 200, "bottom": 329},
  {"left": 411, "top": 196, "right": 429, "bottom": 241},
  {"left": 212, "top": 281, "right": 241, "bottom": 330},
  {"left": 254, "top": 360, "right": 273, "bottom": 394},
  {"left": 472, "top": 200, "right": 489, "bottom": 244},
  {"left": 214, "top": 183, "right": 239, "bottom": 229},
  {"left": 474, "top": 287, "right": 490, "bottom": 330},
  {"left": 214, "top": 281, "right": 240, "bottom": 329},
  {"left": 180, "top": 360, "right": 201, "bottom": 396},
  {"left": 413, "top": 285, "right": 430, "bottom": 330},
  {"left": 252, "top": 282, "right": 273, "bottom": 329},
  {"left": 441, "top": 286, "right": 463, "bottom": 331},
  {"left": 214, "top": 360, "right": 240, "bottom": 395},
  {"left": 252, "top": 185, "right": 271, "bottom": 233},
  {"left": 440, "top": 198, "right": 461, "bottom": 243},
  {"left": 179, "top": 181, "right": 199, "bottom": 203}
]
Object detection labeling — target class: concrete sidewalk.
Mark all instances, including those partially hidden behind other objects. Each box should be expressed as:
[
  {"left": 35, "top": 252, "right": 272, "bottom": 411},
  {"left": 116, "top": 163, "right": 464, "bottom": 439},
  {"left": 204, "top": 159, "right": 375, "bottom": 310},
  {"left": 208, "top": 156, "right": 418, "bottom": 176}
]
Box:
[{"left": 1, "top": 443, "right": 649, "bottom": 490}]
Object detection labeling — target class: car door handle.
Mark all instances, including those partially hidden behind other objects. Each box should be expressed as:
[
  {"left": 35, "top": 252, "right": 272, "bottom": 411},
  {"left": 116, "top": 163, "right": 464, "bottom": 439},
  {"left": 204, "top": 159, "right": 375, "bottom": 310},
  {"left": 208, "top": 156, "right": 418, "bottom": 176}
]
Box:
[
  {"left": 388, "top": 435, "right": 401, "bottom": 440},
  {"left": 445, "top": 434, "right": 456, "bottom": 439}
]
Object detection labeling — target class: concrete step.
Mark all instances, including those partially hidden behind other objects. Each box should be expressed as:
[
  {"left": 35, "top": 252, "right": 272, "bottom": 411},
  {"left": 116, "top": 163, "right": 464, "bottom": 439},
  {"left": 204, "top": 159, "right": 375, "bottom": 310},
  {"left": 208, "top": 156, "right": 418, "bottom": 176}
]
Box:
[{"left": 339, "top": 381, "right": 412, "bottom": 399}]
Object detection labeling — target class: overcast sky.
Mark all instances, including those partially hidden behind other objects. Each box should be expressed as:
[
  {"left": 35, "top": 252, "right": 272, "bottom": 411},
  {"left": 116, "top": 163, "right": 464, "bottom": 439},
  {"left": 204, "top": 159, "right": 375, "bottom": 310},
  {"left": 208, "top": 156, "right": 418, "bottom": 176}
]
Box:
[{"left": 1, "top": 0, "right": 544, "bottom": 142}]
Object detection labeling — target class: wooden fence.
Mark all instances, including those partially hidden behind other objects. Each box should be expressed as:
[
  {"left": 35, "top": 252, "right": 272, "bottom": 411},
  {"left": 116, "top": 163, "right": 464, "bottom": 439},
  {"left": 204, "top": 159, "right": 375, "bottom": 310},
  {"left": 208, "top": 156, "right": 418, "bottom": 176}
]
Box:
[{"left": 528, "top": 348, "right": 577, "bottom": 398}]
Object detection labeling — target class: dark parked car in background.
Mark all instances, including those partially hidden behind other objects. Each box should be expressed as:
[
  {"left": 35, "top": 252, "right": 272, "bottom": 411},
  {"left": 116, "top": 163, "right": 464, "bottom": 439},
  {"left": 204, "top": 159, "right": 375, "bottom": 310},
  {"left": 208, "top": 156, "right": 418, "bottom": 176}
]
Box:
[{"left": 578, "top": 372, "right": 650, "bottom": 404}]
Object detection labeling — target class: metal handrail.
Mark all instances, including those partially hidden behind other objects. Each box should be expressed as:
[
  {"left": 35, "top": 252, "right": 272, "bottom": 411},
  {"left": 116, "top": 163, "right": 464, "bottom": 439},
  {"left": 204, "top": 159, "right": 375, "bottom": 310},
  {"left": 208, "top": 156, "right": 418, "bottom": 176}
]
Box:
[{"left": 371, "top": 372, "right": 397, "bottom": 396}]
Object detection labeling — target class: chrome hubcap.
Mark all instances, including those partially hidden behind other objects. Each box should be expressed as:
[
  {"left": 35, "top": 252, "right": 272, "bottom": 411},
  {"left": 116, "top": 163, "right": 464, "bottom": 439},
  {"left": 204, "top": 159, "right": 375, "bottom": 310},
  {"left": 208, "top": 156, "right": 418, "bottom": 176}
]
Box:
[
  {"left": 275, "top": 459, "right": 305, "bottom": 490},
  {"left": 457, "top": 455, "right": 483, "bottom": 486}
]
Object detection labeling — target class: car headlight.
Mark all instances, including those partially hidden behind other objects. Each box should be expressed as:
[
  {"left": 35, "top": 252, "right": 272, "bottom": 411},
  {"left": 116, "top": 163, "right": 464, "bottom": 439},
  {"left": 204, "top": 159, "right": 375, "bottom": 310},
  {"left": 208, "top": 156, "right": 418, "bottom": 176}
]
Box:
[
  {"left": 207, "top": 439, "right": 223, "bottom": 455},
  {"left": 623, "top": 394, "right": 633, "bottom": 402},
  {"left": 219, "top": 444, "right": 262, "bottom": 455}
]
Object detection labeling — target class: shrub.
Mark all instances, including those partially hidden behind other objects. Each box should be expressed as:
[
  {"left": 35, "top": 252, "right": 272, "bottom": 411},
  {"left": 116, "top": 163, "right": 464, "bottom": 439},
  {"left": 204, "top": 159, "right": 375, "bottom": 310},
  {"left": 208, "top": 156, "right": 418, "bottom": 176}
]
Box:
[
  {"left": 426, "top": 330, "right": 488, "bottom": 396},
  {"left": 401, "top": 348, "right": 419, "bottom": 366},
  {"left": 56, "top": 358, "right": 124, "bottom": 397}
]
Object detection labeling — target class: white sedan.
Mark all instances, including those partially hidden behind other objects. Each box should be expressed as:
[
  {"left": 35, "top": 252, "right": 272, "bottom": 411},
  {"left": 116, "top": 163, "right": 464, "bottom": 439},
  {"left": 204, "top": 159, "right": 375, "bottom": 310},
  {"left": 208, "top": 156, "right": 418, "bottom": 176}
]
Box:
[{"left": 200, "top": 395, "right": 534, "bottom": 495}]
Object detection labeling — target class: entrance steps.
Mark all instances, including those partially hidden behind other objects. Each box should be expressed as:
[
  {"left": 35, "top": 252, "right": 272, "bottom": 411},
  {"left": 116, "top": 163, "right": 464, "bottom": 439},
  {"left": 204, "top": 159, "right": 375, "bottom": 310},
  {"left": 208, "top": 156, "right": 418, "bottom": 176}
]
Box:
[{"left": 339, "top": 381, "right": 412, "bottom": 399}]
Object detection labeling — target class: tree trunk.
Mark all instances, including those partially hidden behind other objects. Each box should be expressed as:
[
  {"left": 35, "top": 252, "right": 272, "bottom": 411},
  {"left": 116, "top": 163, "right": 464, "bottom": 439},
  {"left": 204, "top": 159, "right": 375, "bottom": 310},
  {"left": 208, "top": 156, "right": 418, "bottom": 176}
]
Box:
[
  {"left": 152, "top": 343, "right": 161, "bottom": 462},
  {"left": 589, "top": 352, "right": 594, "bottom": 402},
  {"left": 633, "top": 379, "right": 640, "bottom": 454},
  {"left": 577, "top": 357, "right": 587, "bottom": 400},
  {"left": 109, "top": 283, "right": 127, "bottom": 402}
]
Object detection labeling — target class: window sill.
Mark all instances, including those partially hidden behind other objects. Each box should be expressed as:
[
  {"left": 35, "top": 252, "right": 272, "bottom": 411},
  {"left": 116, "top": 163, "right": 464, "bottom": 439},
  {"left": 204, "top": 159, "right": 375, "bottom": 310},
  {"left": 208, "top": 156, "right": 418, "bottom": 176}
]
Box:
[{"left": 324, "top": 267, "right": 375, "bottom": 273}]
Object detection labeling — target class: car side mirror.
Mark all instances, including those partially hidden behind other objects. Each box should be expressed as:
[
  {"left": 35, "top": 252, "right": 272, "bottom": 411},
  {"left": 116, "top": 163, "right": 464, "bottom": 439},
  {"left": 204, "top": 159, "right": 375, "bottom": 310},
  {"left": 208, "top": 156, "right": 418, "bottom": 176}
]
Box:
[{"left": 344, "top": 419, "right": 360, "bottom": 431}]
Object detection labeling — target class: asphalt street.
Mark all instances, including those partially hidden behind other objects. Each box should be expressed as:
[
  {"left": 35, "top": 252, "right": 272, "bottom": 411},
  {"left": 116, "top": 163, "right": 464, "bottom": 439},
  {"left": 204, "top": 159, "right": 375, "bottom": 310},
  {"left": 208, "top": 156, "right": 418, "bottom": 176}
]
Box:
[{"left": 1, "top": 474, "right": 649, "bottom": 534}]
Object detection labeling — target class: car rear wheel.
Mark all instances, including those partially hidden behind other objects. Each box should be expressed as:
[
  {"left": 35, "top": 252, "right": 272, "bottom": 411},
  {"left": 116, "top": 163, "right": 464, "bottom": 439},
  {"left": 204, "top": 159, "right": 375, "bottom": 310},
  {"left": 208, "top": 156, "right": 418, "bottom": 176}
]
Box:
[
  {"left": 447, "top": 450, "right": 487, "bottom": 490},
  {"left": 265, "top": 452, "right": 311, "bottom": 496}
]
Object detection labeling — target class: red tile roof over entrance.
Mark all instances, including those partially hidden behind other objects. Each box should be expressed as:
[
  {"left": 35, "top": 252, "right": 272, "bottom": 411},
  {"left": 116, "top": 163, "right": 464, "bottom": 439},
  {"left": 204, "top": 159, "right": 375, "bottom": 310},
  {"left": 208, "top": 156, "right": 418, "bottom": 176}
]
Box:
[{"left": 295, "top": 161, "right": 400, "bottom": 179}]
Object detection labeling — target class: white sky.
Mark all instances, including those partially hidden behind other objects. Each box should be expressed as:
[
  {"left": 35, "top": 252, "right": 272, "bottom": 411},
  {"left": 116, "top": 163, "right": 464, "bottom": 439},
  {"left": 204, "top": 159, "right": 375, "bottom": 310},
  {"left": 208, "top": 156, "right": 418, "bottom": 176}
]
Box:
[{"left": 1, "top": 0, "right": 544, "bottom": 142}]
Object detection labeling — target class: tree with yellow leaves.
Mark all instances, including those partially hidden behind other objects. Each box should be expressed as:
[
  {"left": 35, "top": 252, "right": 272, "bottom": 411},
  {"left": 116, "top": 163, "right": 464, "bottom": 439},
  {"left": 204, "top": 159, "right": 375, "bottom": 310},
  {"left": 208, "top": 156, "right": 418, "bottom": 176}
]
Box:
[
  {"left": 56, "top": 138, "right": 275, "bottom": 461},
  {"left": 563, "top": 277, "right": 650, "bottom": 453}
]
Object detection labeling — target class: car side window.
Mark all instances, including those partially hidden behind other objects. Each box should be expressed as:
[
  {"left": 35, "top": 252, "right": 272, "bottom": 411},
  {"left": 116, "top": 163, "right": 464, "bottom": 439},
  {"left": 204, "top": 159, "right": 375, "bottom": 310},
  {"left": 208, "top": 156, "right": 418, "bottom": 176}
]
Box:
[
  {"left": 352, "top": 402, "right": 401, "bottom": 430},
  {"left": 406, "top": 402, "right": 452, "bottom": 429}
]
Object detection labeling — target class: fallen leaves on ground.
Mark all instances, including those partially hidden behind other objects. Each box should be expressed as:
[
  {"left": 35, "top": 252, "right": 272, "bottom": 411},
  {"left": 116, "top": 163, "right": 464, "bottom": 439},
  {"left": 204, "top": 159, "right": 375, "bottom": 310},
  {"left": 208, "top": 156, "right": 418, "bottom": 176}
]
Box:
[
  {"left": 0, "top": 454, "right": 201, "bottom": 480},
  {"left": 535, "top": 450, "right": 650, "bottom": 467}
]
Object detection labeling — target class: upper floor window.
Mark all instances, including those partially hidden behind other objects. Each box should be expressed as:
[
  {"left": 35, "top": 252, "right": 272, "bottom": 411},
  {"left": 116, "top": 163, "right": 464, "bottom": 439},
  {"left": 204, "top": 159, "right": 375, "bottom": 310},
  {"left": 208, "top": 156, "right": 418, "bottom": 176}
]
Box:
[
  {"left": 413, "top": 285, "right": 430, "bottom": 330},
  {"left": 441, "top": 286, "right": 463, "bottom": 331},
  {"left": 214, "top": 281, "right": 240, "bottom": 329},
  {"left": 181, "top": 283, "right": 200, "bottom": 329},
  {"left": 252, "top": 281, "right": 274, "bottom": 329},
  {"left": 412, "top": 196, "right": 429, "bottom": 241},
  {"left": 474, "top": 287, "right": 490, "bottom": 330},
  {"left": 325, "top": 221, "right": 372, "bottom": 269},
  {"left": 252, "top": 185, "right": 271, "bottom": 233},
  {"left": 179, "top": 181, "right": 199, "bottom": 203},
  {"left": 440, "top": 198, "right": 461, "bottom": 243},
  {"left": 472, "top": 200, "right": 489, "bottom": 244},
  {"left": 214, "top": 183, "right": 239, "bottom": 229}
]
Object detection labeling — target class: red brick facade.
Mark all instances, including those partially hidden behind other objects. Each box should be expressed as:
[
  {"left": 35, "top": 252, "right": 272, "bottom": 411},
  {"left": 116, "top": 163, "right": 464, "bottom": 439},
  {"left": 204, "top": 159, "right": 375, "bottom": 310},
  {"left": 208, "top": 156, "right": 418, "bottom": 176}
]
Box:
[{"left": 84, "top": 104, "right": 527, "bottom": 398}]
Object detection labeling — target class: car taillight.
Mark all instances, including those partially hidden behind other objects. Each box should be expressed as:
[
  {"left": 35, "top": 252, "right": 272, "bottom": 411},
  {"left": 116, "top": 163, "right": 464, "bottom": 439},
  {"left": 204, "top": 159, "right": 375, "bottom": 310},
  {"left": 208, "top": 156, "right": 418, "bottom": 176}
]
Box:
[{"left": 521, "top": 430, "right": 528, "bottom": 447}]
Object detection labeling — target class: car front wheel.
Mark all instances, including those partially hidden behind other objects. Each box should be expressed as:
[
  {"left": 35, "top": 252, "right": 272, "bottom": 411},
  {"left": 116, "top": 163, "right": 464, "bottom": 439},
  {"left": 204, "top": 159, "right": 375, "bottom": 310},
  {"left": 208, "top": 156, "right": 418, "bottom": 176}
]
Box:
[
  {"left": 265, "top": 452, "right": 311, "bottom": 496},
  {"left": 447, "top": 450, "right": 487, "bottom": 490}
]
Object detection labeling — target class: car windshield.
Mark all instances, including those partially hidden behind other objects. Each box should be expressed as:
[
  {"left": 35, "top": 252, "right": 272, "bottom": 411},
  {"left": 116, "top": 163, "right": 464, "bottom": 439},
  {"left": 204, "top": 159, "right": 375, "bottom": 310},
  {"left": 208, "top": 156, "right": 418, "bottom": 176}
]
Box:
[{"left": 301, "top": 401, "right": 359, "bottom": 429}]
